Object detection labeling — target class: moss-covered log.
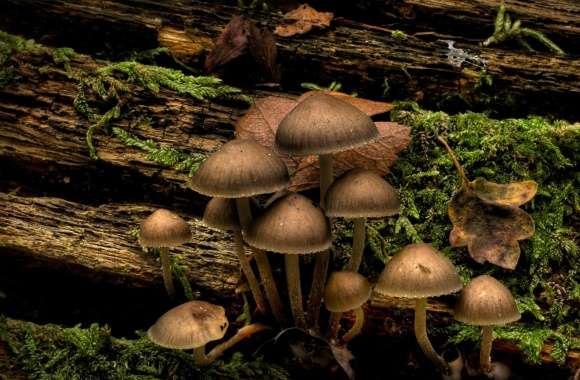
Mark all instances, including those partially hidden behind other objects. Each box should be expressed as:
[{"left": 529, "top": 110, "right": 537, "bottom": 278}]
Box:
[
  {"left": 1, "top": 0, "right": 580, "bottom": 119},
  {"left": 0, "top": 193, "right": 239, "bottom": 295}
]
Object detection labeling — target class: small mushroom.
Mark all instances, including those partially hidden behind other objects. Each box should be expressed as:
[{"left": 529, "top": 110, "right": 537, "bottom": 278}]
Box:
[
  {"left": 454, "top": 275, "right": 520, "bottom": 376},
  {"left": 276, "top": 93, "right": 379, "bottom": 325},
  {"left": 148, "top": 300, "right": 269, "bottom": 366},
  {"left": 375, "top": 243, "right": 462, "bottom": 373},
  {"left": 325, "top": 168, "right": 400, "bottom": 272},
  {"left": 245, "top": 192, "right": 331, "bottom": 328},
  {"left": 190, "top": 138, "right": 290, "bottom": 324},
  {"left": 324, "top": 271, "right": 371, "bottom": 342},
  {"left": 203, "top": 197, "right": 267, "bottom": 315},
  {"left": 139, "top": 209, "right": 191, "bottom": 299}
]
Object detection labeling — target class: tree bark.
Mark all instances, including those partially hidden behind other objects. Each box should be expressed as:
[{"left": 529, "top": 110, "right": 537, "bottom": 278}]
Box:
[
  {"left": 1, "top": 0, "right": 579, "bottom": 119},
  {"left": 0, "top": 192, "right": 239, "bottom": 294}
]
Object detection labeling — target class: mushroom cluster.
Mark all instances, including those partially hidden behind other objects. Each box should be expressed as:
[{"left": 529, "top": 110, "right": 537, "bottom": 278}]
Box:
[{"left": 138, "top": 91, "right": 523, "bottom": 378}]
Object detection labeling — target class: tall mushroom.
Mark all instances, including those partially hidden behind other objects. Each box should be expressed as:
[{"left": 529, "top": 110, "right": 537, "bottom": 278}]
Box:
[
  {"left": 276, "top": 93, "right": 379, "bottom": 325},
  {"left": 244, "top": 193, "right": 331, "bottom": 328},
  {"left": 148, "top": 300, "right": 268, "bottom": 366},
  {"left": 375, "top": 243, "right": 462, "bottom": 373},
  {"left": 139, "top": 209, "right": 191, "bottom": 299},
  {"left": 324, "top": 271, "right": 371, "bottom": 342},
  {"left": 454, "top": 275, "right": 521, "bottom": 375},
  {"left": 203, "top": 197, "right": 267, "bottom": 315},
  {"left": 325, "top": 168, "right": 400, "bottom": 272},
  {"left": 190, "top": 138, "right": 290, "bottom": 324}
]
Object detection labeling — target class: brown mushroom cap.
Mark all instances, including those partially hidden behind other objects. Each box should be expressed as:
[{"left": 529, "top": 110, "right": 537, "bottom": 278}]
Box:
[
  {"left": 147, "top": 300, "right": 229, "bottom": 349},
  {"left": 276, "top": 93, "right": 379, "bottom": 155},
  {"left": 375, "top": 243, "right": 462, "bottom": 298},
  {"left": 244, "top": 193, "right": 331, "bottom": 254},
  {"left": 139, "top": 209, "right": 191, "bottom": 248},
  {"left": 324, "top": 271, "right": 371, "bottom": 312},
  {"left": 203, "top": 198, "right": 241, "bottom": 231},
  {"left": 190, "top": 139, "right": 289, "bottom": 198},
  {"left": 454, "top": 275, "right": 521, "bottom": 326},
  {"left": 324, "top": 168, "right": 401, "bottom": 218}
]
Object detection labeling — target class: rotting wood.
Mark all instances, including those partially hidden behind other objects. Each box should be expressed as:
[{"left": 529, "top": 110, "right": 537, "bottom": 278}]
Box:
[
  {"left": 0, "top": 192, "right": 239, "bottom": 295},
  {"left": 1, "top": 0, "right": 579, "bottom": 119}
]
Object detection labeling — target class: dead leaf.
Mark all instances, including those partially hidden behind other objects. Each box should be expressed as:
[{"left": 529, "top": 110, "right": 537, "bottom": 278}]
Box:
[
  {"left": 448, "top": 187, "right": 535, "bottom": 269},
  {"left": 438, "top": 137, "right": 537, "bottom": 270},
  {"left": 469, "top": 178, "right": 538, "bottom": 207},
  {"left": 205, "top": 15, "right": 250, "bottom": 73},
  {"left": 236, "top": 94, "right": 410, "bottom": 192},
  {"left": 205, "top": 15, "right": 279, "bottom": 80},
  {"left": 329, "top": 343, "right": 355, "bottom": 380},
  {"left": 274, "top": 4, "right": 334, "bottom": 37},
  {"left": 248, "top": 23, "right": 280, "bottom": 81}
]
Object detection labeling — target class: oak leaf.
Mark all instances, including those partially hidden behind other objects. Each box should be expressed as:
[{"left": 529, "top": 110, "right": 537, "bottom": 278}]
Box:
[
  {"left": 439, "top": 137, "right": 537, "bottom": 269},
  {"left": 448, "top": 185, "right": 535, "bottom": 269},
  {"left": 274, "top": 4, "right": 333, "bottom": 37},
  {"left": 236, "top": 93, "right": 410, "bottom": 192}
]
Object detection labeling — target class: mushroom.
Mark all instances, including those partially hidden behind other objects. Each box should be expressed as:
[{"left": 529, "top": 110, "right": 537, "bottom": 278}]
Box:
[
  {"left": 139, "top": 209, "right": 191, "bottom": 299},
  {"left": 244, "top": 192, "right": 331, "bottom": 328},
  {"left": 324, "top": 168, "right": 400, "bottom": 272},
  {"left": 375, "top": 243, "right": 462, "bottom": 373},
  {"left": 190, "top": 138, "right": 290, "bottom": 324},
  {"left": 148, "top": 300, "right": 269, "bottom": 366},
  {"left": 324, "top": 271, "right": 371, "bottom": 342},
  {"left": 276, "top": 93, "right": 379, "bottom": 325},
  {"left": 203, "top": 197, "right": 267, "bottom": 315},
  {"left": 454, "top": 275, "right": 521, "bottom": 376}
]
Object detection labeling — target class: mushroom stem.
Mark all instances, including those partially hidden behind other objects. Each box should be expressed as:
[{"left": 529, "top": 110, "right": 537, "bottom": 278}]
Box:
[
  {"left": 192, "top": 346, "right": 210, "bottom": 366},
  {"left": 348, "top": 218, "right": 367, "bottom": 272},
  {"left": 233, "top": 230, "right": 268, "bottom": 315},
  {"left": 327, "top": 312, "right": 342, "bottom": 341},
  {"left": 285, "top": 255, "right": 306, "bottom": 328},
  {"left": 319, "top": 154, "right": 333, "bottom": 204},
  {"left": 342, "top": 306, "right": 364, "bottom": 343},
  {"left": 414, "top": 298, "right": 449, "bottom": 373},
  {"left": 307, "top": 249, "right": 329, "bottom": 328},
  {"left": 206, "top": 323, "right": 270, "bottom": 364},
  {"left": 480, "top": 325, "right": 494, "bottom": 373},
  {"left": 159, "top": 247, "right": 175, "bottom": 299},
  {"left": 236, "top": 197, "right": 288, "bottom": 325},
  {"left": 307, "top": 153, "right": 333, "bottom": 328}
]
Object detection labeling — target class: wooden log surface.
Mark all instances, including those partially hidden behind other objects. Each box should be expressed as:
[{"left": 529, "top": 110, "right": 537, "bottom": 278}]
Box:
[
  {"left": 1, "top": 0, "right": 579, "bottom": 119},
  {"left": 0, "top": 15, "right": 579, "bottom": 371}
]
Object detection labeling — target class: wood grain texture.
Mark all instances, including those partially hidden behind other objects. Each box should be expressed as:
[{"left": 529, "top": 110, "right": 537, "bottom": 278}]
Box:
[
  {"left": 0, "top": 193, "right": 239, "bottom": 294},
  {"left": 1, "top": 0, "right": 579, "bottom": 119}
]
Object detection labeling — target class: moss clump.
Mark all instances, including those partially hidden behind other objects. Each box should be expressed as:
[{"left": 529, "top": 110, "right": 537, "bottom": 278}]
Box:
[
  {"left": 359, "top": 102, "right": 579, "bottom": 362},
  {"left": 0, "top": 317, "right": 289, "bottom": 380},
  {"left": 74, "top": 61, "right": 251, "bottom": 159}
]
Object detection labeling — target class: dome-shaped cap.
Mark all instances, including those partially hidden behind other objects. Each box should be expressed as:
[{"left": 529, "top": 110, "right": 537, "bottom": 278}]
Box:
[
  {"left": 454, "top": 275, "right": 520, "bottom": 326},
  {"left": 139, "top": 209, "right": 191, "bottom": 248},
  {"left": 325, "top": 168, "right": 401, "bottom": 218},
  {"left": 375, "top": 243, "right": 462, "bottom": 298},
  {"left": 203, "top": 198, "right": 240, "bottom": 231},
  {"left": 147, "top": 300, "right": 229, "bottom": 349},
  {"left": 245, "top": 193, "right": 331, "bottom": 255},
  {"left": 190, "top": 139, "right": 290, "bottom": 198},
  {"left": 276, "top": 93, "right": 379, "bottom": 155},
  {"left": 324, "top": 271, "right": 371, "bottom": 312}
]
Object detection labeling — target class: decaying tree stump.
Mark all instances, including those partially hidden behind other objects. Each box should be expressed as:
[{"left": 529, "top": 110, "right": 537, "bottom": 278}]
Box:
[{"left": 1, "top": 0, "right": 579, "bottom": 119}]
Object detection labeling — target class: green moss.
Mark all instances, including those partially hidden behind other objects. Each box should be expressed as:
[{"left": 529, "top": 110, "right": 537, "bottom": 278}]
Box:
[
  {"left": 0, "top": 31, "right": 45, "bottom": 87},
  {"left": 0, "top": 317, "right": 289, "bottom": 380},
  {"left": 354, "top": 102, "right": 579, "bottom": 362}
]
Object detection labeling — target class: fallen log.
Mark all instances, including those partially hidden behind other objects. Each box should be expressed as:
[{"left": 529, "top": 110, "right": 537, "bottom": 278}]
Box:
[
  {"left": 0, "top": 192, "right": 239, "bottom": 295},
  {"left": 1, "top": 0, "right": 579, "bottom": 119}
]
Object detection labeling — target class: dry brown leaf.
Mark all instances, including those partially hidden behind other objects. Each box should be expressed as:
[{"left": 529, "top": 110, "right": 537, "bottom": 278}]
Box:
[
  {"left": 470, "top": 178, "right": 538, "bottom": 207},
  {"left": 236, "top": 94, "right": 410, "bottom": 192},
  {"left": 448, "top": 186, "right": 535, "bottom": 269},
  {"left": 274, "top": 4, "right": 334, "bottom": 37},
  {"left": 205, "top": 15, "right": 250, "bottom": 73}
]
